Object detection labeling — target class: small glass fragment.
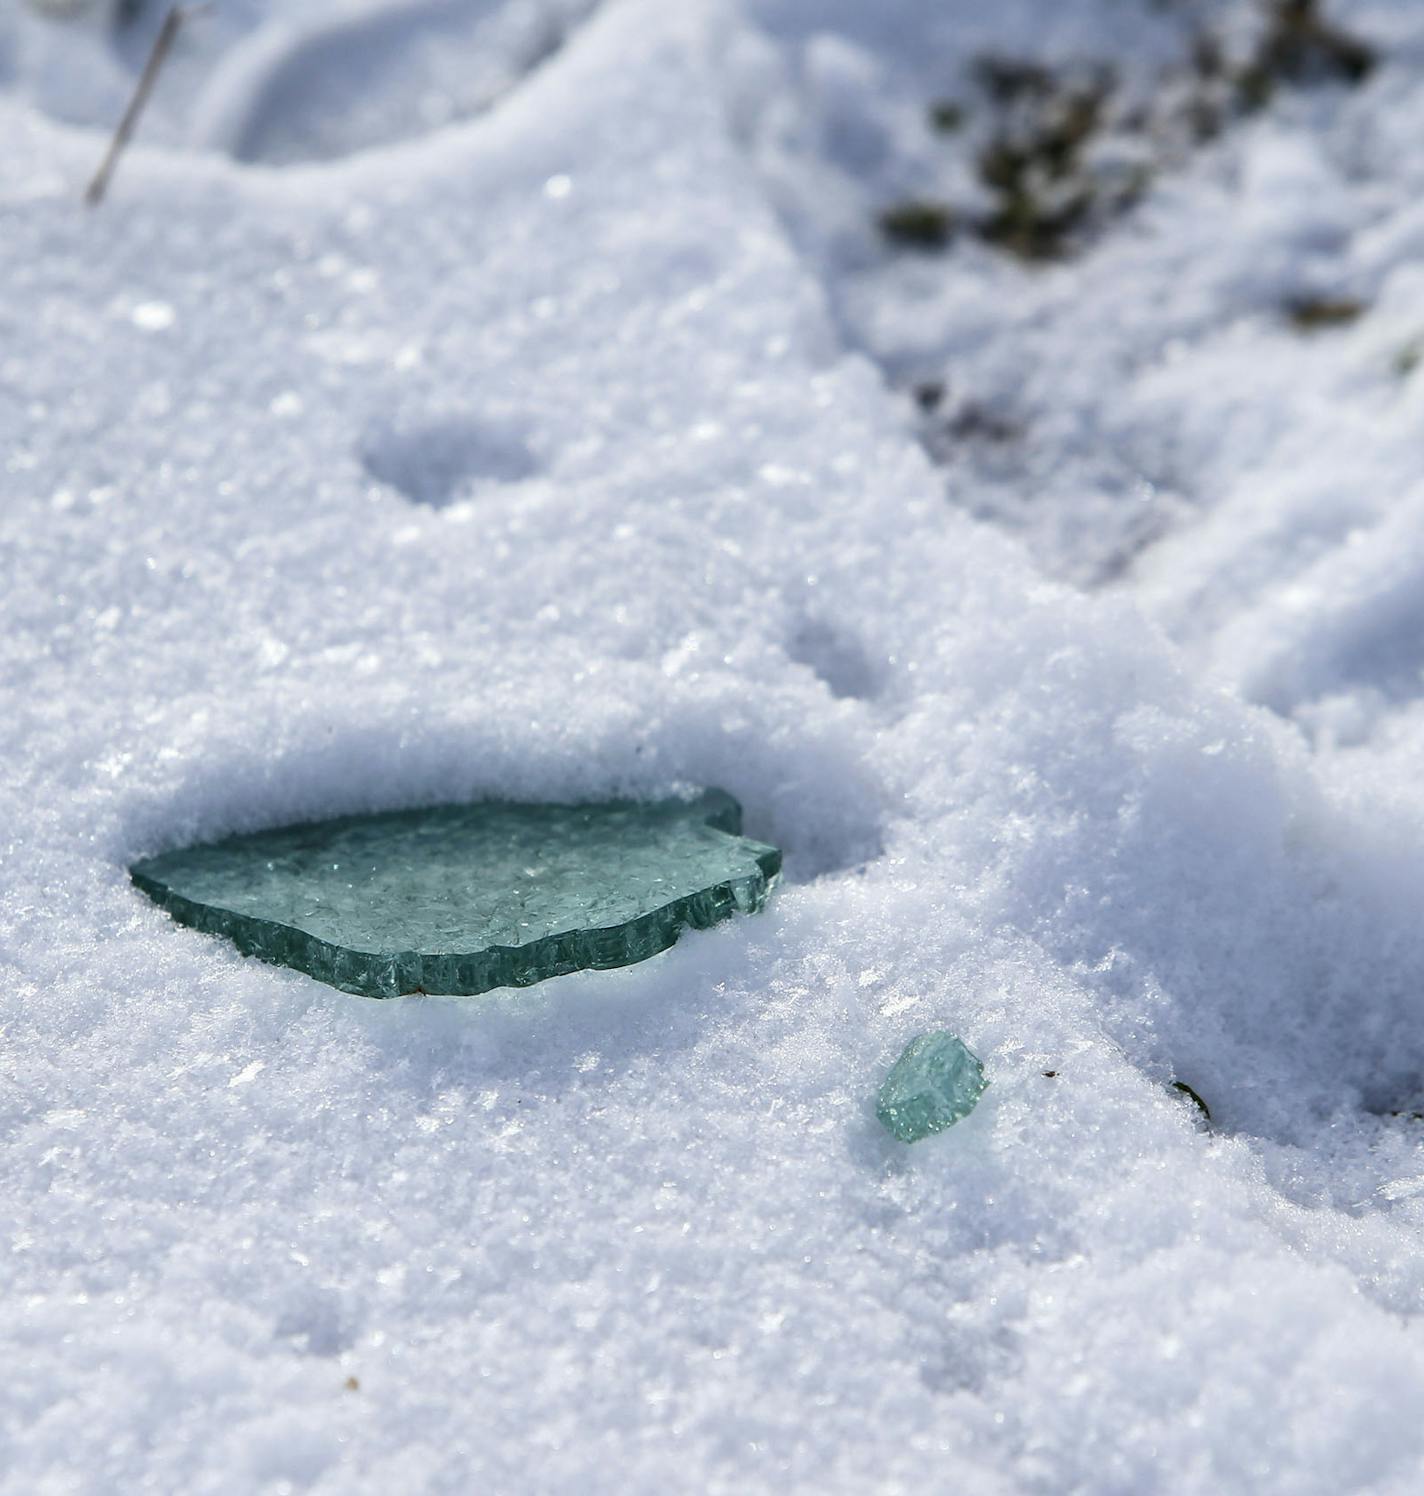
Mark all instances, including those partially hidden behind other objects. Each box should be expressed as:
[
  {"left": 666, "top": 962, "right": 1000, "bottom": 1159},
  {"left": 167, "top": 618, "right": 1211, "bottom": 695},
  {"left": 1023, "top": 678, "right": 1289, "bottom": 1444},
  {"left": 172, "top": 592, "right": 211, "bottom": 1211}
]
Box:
[
  {"left": 131, "top": 790, "right": 780, "bottom": 999},
  {"left": 876, "top": 1031, "right": 986, "bottom": 1142}
]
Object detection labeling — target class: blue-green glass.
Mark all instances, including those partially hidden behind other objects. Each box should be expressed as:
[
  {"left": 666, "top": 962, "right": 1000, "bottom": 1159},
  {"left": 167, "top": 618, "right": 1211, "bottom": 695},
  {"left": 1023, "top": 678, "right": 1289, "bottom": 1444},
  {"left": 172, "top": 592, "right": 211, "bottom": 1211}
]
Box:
[
  {"left": 131, "top": 790, "right": 780, "bottom": 999},
  {"left": 875, "top": 1032, "right": 986, "bottom": 1142}
]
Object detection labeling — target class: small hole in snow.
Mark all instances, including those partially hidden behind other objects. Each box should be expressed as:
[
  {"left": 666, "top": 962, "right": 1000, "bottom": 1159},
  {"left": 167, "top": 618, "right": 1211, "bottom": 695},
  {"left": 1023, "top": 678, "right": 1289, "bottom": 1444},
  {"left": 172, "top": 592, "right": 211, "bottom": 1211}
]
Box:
[
  {"left": 785, "top": 618, "right": 882, "bottom": 701},
  {"left": 360, "top": 413, "right": 539, "bottom": 510}
]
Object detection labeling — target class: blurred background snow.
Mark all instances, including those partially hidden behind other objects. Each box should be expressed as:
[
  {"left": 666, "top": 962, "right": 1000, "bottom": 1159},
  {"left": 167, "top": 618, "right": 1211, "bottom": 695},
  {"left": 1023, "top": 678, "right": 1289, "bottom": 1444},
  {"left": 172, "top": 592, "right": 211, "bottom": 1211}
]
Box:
[{"left": 7, "top": 0, "right": 1424, "bottom": 1489}]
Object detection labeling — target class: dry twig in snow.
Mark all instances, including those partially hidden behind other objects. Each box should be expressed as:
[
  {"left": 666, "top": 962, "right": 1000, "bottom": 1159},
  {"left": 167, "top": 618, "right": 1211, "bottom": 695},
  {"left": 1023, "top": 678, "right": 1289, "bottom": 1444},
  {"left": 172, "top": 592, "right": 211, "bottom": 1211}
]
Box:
[{"left": 85, "top": 4, "right": 204, "bottom": 206}]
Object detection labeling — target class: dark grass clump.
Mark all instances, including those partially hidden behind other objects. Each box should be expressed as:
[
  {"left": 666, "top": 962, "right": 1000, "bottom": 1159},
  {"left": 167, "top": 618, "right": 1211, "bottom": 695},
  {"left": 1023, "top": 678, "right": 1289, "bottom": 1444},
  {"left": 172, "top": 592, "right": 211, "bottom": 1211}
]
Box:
[
  {"left": 879, "top": 199, "right": 955, "bottom": 250},
  {"left": 1286, "top": 296, "right": 1365, "bottom": 331},
  {"left": 886, "top": 3, "right": 1378, "bottom": 266},
  {"left": 1237, "top": 0, "right": 1375, "bottom": 112},
  {"left": 973, "top": 70, "right": 1134, "bottom": 261},
  {"left": 929, "top": 101, "right": 966, "bottom": 133}
]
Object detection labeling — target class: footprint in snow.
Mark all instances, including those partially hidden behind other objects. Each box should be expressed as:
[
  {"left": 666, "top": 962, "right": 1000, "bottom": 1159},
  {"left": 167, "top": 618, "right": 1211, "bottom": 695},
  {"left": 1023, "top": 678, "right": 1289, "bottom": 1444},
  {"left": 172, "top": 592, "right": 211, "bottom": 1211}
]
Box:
[{"left": 192, "top": 0, "right": 600, "bottom": 165}]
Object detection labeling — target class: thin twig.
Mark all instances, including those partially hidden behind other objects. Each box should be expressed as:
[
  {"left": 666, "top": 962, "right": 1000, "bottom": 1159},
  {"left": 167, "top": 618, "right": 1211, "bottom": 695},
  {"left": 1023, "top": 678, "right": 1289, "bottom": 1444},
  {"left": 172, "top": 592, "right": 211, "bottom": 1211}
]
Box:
[{"left": 85, "top": 4, "right": 204, "bottom": 206}]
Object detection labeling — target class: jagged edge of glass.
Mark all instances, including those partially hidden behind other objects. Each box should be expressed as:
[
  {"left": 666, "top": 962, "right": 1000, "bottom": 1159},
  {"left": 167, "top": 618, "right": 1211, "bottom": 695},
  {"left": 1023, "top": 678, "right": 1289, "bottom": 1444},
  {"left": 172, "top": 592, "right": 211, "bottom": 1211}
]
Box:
[
  {"left": 874, "top": 1033, "right": 987, "bottom": 1142},
  {"left": 130, "top": 794, "right": 782, "bottom": 999}
]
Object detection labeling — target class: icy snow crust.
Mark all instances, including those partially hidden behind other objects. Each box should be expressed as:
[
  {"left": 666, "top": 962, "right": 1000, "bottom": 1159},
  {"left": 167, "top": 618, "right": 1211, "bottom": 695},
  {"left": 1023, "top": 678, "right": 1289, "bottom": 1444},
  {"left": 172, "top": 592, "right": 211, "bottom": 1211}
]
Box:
[{"left": 8, "top": 0, "right": 1424, "bottom": 1489}]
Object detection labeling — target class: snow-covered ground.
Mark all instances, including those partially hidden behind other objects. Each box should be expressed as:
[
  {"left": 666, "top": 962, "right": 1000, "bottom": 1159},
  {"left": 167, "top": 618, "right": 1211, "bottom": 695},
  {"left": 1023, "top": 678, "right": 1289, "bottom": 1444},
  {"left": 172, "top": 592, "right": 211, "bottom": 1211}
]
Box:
[{"left": 7, "top": 0, "right": 1424, "bottom": 1489}]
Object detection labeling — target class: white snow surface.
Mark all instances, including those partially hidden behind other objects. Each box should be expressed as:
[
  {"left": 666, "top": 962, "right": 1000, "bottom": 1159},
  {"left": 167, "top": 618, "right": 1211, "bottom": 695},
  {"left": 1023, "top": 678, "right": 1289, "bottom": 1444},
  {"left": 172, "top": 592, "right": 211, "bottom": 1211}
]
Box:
[{"left": 8, "top": 0, "right": 1424, "bottom": 1490}]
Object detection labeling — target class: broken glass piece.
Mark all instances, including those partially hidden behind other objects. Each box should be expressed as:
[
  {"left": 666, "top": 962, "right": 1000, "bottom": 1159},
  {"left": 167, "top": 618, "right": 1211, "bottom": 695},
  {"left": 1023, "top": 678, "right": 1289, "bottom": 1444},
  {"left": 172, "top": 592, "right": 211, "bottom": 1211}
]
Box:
[
  {"left": 131, "top": 790, "right": 780, "bottom": 999},
  {"left": 876, "top": 1032, "right": 986, "bottom": 1142}
]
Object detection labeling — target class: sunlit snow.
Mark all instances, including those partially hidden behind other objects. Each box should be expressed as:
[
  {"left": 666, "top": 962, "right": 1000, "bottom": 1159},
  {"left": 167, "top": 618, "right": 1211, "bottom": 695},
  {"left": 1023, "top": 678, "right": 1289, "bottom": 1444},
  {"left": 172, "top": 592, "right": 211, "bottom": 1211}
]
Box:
[{"left": 6, "top": 1, "right": 1424, "bottom": 1489}]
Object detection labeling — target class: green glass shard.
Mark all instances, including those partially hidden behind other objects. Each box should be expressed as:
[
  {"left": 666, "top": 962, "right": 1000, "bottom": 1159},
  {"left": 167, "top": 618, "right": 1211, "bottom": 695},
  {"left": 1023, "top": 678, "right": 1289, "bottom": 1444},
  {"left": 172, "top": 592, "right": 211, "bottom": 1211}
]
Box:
[
  {"left": 876, "top": 1031, "right": 986, "bottom": 1143},
  {"left": 131, "top": 790, "right": 780, "bottom": 999}
]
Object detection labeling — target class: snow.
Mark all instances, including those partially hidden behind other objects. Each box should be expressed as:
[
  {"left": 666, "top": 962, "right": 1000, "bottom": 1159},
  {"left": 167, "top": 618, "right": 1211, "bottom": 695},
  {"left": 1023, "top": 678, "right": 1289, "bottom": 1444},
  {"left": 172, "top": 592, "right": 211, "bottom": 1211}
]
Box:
[{"left": 7, "top": 0, "right": 1424, "bottom": 1489}]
